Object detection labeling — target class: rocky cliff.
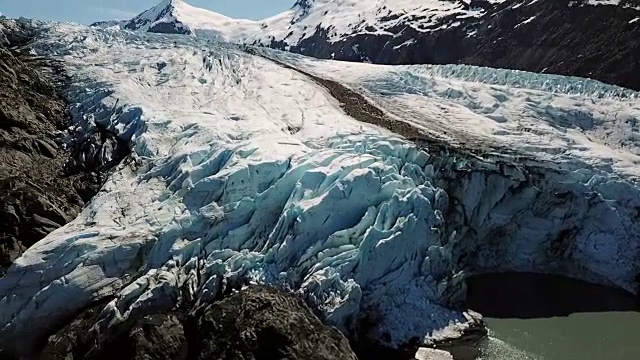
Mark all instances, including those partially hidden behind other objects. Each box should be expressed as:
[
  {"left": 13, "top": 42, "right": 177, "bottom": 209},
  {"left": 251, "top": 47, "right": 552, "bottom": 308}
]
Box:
[
  {"left": 40, "top": 286, "right": 358, "bottom": 360},
  {"left": 0, "top": 20, "right": 102, "bottom": 275}
]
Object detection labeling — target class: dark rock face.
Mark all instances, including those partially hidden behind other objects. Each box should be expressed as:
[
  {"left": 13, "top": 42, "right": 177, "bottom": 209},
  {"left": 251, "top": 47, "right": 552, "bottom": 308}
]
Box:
[
  {"left": 0, "top": 20, "right": 97, "bottom": 275},
  {"left": 147, "top": 21, "right": 191, "bottom": 35},
  {"left": 0, "top": 20, "right": 130, "bottom": 276},
  {"left": 41, "top": 305, "right": 188, "bottom": 360},
  {"left": 39, "top": 300, "right": 111, "bottom": 360},
  {"left": 189, "top": 287, "right": 357, "bottom": 360},
  {"left": 265, "top": 0, "right": 640, "bottom": 91},
  {"left": 39, "top": 287, "right": 358, "bottom": 360},
  {"left": 462, "top": 0, "right": 640, "bottom": 91}
]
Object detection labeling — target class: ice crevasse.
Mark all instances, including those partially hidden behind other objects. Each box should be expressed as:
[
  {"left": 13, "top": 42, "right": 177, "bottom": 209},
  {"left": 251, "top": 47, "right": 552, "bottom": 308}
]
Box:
[{"left": 0, "top": 23, "right": 472, "bottom": 354}]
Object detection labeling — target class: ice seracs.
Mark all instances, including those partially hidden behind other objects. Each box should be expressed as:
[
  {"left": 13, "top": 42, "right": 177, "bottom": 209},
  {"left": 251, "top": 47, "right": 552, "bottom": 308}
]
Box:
[
  {"left": 258, "top": 48, "right": 640, "bottom": 293},
  {"left": 0, "top": 23, "right": 467, "bottom": 355}
]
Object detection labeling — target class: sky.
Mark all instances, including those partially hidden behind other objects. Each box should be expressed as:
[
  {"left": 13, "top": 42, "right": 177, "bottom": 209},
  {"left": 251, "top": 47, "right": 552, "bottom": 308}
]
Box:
[{"left": 0, "top": 0, "right": 295, "bottom": 24}]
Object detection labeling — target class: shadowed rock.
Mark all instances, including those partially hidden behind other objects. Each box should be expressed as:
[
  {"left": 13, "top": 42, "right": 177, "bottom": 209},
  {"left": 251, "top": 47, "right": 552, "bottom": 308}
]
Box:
[
  {"left": 39, "top": 287, "right": 358, "bottom": 360},
  {"left": 0, "top": 19, "right": 131, "bottom": 276}
]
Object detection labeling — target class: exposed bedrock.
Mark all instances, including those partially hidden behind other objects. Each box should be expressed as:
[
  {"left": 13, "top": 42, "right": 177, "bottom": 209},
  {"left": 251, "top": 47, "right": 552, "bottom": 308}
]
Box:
[
  {"left": 39, "top": 286, "right": 358, "bottom": 360},
  {"left": 0, "top": 19, "right": 108, "bottom": 276},
  {"left": 0, "top": 20, "right": 131, "bottom": 356}
]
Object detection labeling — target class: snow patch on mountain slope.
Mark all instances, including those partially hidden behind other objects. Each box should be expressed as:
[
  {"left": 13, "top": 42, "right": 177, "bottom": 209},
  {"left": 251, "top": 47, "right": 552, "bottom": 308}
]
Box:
[
  {"left": 586, "top": 0, "right": 640, "bottom": 10},
  {"left": 0, "top": 24, "right": 471, "bottom": 354},
  {"left": 586, "top": 0, "right": 622, "bottom": 5},
  {"left": 258, "top": 0, "right": 487, "bottom": 45}
]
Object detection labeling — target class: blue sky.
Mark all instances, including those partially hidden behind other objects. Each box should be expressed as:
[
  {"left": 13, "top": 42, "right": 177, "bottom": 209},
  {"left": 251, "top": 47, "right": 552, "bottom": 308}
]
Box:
[{"left": 0, "top": 0, "right": 294, "bottom": 24}]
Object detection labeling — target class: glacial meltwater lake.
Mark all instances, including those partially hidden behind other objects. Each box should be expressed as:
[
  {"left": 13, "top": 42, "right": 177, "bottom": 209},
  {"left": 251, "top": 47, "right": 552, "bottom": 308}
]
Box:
[{"left": 467, "top": 273, "right": 640, "bottom": 360}]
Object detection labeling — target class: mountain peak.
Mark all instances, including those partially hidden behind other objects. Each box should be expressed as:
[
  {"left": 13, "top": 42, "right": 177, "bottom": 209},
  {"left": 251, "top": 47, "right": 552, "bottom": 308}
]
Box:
[
  {"left": 161, "top": 0, "right": 183, "bottom": 6},
  {"left": 119, "top": 0, "right": 192, "bottom": 34},
  {"left": 103, "top": 0, "right": 252, "bottom": 40},
  {"left": 292, "top": 0, "right": 314, "bottom": 9}
]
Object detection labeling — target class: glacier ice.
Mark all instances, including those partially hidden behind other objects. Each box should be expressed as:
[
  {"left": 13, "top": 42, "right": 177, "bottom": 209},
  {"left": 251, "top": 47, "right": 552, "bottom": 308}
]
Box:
[
  {"left": 0, "top": 24, "right": 467, "bottom": 353},
  {"left": 2, "top": 21, "right": 640, "bottom": 356},
  {"left": 258, "top": 46, "right": 640, "bottom": 178}
]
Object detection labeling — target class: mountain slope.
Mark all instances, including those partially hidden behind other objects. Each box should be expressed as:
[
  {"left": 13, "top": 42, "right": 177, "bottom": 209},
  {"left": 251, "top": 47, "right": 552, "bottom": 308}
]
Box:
[
  {"left": 93, "top": 0, "right": 640, "bottom": 91},
  {"left": 109, "top": 0, "right": 258, "bottom": 40}
]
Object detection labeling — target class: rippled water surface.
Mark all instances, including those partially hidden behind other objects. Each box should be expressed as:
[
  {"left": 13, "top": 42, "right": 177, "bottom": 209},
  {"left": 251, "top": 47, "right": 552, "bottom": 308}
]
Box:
[{"left": 467, "top": 273, "right": 640, "bottom": 360}]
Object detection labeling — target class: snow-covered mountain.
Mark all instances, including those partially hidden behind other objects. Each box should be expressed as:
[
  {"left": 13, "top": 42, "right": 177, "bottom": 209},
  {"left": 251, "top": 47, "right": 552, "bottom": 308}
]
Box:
[
  {"left": 2, "top": 19, "right": 640, "bottom": 357},
  {"left": 92, "top": 0, "right": 487, "bottom": 41},
  {"left": 92, "top": 0, "right": 640, "bottom": 91}
]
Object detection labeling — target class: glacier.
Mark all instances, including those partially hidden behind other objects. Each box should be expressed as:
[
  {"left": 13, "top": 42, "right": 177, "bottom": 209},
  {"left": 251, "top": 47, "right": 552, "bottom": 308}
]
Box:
[
  {"left": 0, "top": 23, "right": 469, "bottom": 354},
  {"left": 257, "top": 47, "right": 640, "bottom": 288},
  {"left": 1, "top": 21, "right": 640, "bottom": 356}
]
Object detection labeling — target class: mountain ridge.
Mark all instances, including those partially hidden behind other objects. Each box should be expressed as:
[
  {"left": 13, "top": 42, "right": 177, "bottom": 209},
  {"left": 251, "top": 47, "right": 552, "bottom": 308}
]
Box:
[{"left": 91, "top": 0, "right": 640, "bottom": 91}]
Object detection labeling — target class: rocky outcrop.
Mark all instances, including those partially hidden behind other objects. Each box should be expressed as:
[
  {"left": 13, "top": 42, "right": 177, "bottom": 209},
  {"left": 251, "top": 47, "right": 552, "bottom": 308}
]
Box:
[
  {"left": 189, "top": 286, "right": 357, "bottom": 360},
  {"left": 0, "top": 20, "right": 96, "bottom": 275},
  {"left": 39, "top": 286, "right": 358, "bottom": 360},
  {"left": 0, "top": 19, "right": 130, "bottom": 275},
  {"left": 41, "top": 301, "right": 188, "bottom": 360},
  {"left": 460, "top": 0, "right": 640, "bottom": 92}
]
